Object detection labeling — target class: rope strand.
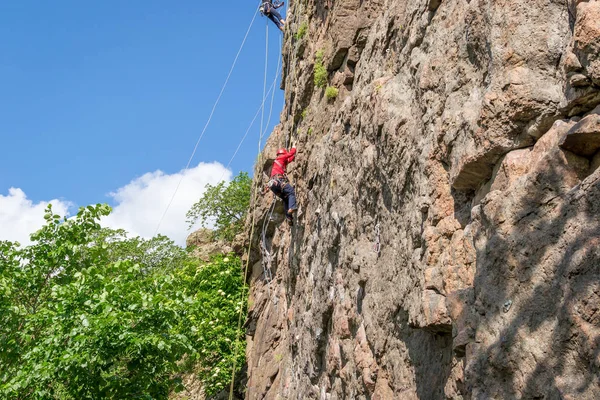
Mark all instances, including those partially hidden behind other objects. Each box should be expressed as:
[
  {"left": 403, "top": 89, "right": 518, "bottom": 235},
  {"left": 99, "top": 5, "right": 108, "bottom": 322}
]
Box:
[
  {"left": 228, "top": 13, "right": 285, "bottom": 400},
  {"left": 229, "top": 16, "right": 270, "bottom": 400},
  {"left": 153, "top": 8, "right": 259, "bottom": 236},
  {"left": 220, "top": 29, "right": 283, "bottom": 182}
]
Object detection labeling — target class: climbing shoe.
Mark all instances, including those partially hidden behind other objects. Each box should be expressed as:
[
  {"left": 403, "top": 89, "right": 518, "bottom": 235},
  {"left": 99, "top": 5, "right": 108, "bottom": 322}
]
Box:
[{"left": 286, "top": 217, "right": 294, "bottom": 227}]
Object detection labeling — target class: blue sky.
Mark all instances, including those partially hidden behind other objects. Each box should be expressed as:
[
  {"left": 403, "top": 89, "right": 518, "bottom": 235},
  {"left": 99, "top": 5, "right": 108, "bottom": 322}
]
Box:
[{"left": 0, "top": 1, "right": 286, "bottom": 243}]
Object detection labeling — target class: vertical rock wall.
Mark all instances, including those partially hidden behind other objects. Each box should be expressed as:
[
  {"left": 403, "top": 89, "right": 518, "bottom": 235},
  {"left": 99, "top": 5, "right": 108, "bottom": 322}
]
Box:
[{"left": 244, "top": 0, "right": 600, "bottom": 398}]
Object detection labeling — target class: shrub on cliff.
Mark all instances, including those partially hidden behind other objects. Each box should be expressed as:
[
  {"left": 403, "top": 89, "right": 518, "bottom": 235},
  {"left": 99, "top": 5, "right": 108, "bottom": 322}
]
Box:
[
  {"left": 314, "top": 49, "right": 327, "bottom": 88},
  {"left": 325, "top": 86, "right": 339, "bottom": 100},
  {"left": 295, "top": 21, "right": 308, "bottom": 40},
  {"left": 0, "top": 204, "right": 246, "bottom": 399}
]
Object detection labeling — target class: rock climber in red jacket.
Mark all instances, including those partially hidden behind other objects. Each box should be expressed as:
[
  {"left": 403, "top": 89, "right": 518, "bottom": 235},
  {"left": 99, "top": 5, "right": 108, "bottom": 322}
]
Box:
[{"left": 267, "top": 145, "right": 298, "bottom": 225}]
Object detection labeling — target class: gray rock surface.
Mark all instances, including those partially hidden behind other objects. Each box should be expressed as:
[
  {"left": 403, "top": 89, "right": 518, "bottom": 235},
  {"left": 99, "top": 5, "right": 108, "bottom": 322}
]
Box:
[
  {"left": 186, "top": 228, "right": 232, "bottom": 261},
  {"left": 244, "top": 0, "right": 600, "bottom": 398}
]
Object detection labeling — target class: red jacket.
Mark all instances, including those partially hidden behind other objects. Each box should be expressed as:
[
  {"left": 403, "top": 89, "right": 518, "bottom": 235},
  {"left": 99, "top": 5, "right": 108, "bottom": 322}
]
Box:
[{"left": 271, "top": 148, "right": 296, "bottom": 177}]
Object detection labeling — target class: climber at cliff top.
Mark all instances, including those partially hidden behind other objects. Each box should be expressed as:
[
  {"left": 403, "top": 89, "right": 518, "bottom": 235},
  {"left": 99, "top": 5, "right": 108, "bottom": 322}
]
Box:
[
  {"left": 260, "top": 0, "right": 286, "bottom": 31},
  {"left": 266, "top": 144, "right": 298, "bottom": 226}
]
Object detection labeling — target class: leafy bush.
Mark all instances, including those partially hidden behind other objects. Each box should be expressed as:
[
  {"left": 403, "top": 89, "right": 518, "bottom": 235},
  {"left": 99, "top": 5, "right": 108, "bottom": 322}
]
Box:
[
  {"left": 186, "top": 171, "right": 251, "bottom": 242},
  {"left": 295, "top": 21, "right": 308, "bottom": 40},
  {"left": 316, "top": 48, "right": 324, "bottom": 60},
  {"left": 95, "top": 227, "right": 188, "bottom": 272},
  {"left": 0, "top": 205, "right": 246, "bottom": 399},
  {"left": 325, "top": 86, "right": 339, "bottom": 100},
  {"left": 172, "top": 254, "right": 246, "bottom": 397},
  {"left": 314, "top": 49, "right": 327, "bottom": 88}
]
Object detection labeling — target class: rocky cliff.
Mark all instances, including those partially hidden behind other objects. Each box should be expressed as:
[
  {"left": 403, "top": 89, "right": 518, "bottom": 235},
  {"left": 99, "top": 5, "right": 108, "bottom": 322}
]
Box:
[{"left": 244, "top": 0, "right": 600, "bottom": 398}]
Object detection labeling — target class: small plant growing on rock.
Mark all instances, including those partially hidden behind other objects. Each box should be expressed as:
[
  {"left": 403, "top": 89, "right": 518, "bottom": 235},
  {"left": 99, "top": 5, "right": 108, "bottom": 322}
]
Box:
[
  {"left": 295, "top": 21, "right": 308, "bottom": 40},
  {"left": 308, "top": 127, "right": 314, "bottom": 135},
  {"left": 325, "top": 86, "right": 339, "bottom": 100},
  {"left": 314, "top": 49, "right": 327, "bottom": 88},
  {"left": 294, "top": 108, "right": 308, "bottom": 124}
]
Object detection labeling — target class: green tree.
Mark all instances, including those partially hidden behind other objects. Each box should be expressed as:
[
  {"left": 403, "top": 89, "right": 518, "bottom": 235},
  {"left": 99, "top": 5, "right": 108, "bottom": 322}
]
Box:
[
  {"left": 93, "top": 228, "right": 188, "bottom": 273},
  {"left": 0, "top": 205, "right": 246, "bottom": 399},
  {"left": 186, "top": 172, "right": 252, "bottom": 242}
]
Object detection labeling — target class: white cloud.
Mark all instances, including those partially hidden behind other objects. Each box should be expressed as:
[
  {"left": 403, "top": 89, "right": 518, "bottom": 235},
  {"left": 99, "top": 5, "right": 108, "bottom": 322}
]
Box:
[
  {"left": 102, "top": 162, "right": 232, "bottom": 245},
  {"left": 0, "top": 188, "right": 72, "bottom": 245},
  {"left": 0, "top": 162, "right": 232, "bottom": 247}
]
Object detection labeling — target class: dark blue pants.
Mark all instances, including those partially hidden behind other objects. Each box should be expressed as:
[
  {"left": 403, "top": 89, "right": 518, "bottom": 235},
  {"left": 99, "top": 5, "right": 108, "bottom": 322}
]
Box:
[
  {"left": 270, "top": 181, "right": 297, "bottom": 219},
  {"left": 267, "top": 9, "right": 284, "bottom": 30}
]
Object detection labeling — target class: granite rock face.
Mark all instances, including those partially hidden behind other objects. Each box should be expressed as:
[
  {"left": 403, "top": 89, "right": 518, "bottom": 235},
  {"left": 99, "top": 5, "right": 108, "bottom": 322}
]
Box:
[
  {"left": 244, "top": 0, "right": 600, "bottom": 399},
  {"left": 186, "top": 228, "right": 233, "bottom": 261}
]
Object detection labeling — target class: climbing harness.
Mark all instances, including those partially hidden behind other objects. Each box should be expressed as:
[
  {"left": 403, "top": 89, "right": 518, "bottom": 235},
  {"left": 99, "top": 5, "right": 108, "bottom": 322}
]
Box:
[
  {"left": 374, "top": 223, "right": 381, "bottom": 255},
  {"left": 259, "top": 2, "right": 271, "bottom": 15},
  {"left": 259, "top": 0, "right": 283, "bottom": 16},
  {"left": 266, "top": 177, "right": 282, "bottom": 191},
  {"left": 267, "top": 174, "right": 292, "bottom": 201}
]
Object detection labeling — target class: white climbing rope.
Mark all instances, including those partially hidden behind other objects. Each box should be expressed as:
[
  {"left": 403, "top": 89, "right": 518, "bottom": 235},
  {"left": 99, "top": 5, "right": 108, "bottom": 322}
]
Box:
[
  {"left": 212, "top": 12, "right": 283, "bottom": 304},
  {"left": 229, "top": 9, "right": 282, "bottom": 399},
  {"left": 284, "top": 0, "right": 303, "bottom": 148},
  {"left": 222, "top": 27, "right": 283, "bottom": 178},
  {"left": 261, "top": 33, "right": 283, "bottom": 147},
  {"left": 257, "top": 29, "right": 283, "bottom": 299},
  {"left": 153, "top": 8, "right": 259, "bottom": 236},
  {"left": 219, "top": 19, "right": 282, "bottom": 297},
  {"left": 218, "top": 75, "right": 280, "bottom": 182},
  {"left": 374, "top": 223, "right": 381, "bottom": 255},
  {"left": 260, "top": 197, "right": 277, "bottom": 298},
  {"left": 256, "top": 22, "right": 286, "bottom": 307},
  {"left": 259, "top": 22, "right": 269, "bottom": 155}
]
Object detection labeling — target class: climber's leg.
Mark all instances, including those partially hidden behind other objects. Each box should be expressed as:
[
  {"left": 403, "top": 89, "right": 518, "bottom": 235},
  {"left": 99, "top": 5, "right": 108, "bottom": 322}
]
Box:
[
  {"left": 269, "top": 183, "right": 282, "bottom": 198},
  {"left": 282, "top": 184, "right": 297, "bottom": 216},
  {"left": 270, "top": 9, "right": 283, "bottom": 22},
  {"left": 267, "top": 13, "right": 279, "bottom": 29},
  {"left": 282, "top": 193, "right": 290, "bottom": 217},
  {"left": 268, "top": 11, "right": 284, "bottom": 30}
]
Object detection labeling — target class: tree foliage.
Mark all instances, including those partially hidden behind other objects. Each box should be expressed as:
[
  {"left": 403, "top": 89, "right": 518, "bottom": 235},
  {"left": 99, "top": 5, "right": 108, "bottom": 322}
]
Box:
[
  {"left": 186, "top": 172, "right": 252, "bottom": 242},
  {"left": 0, "top": 204, "right": 246, "bottom": 399}
]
